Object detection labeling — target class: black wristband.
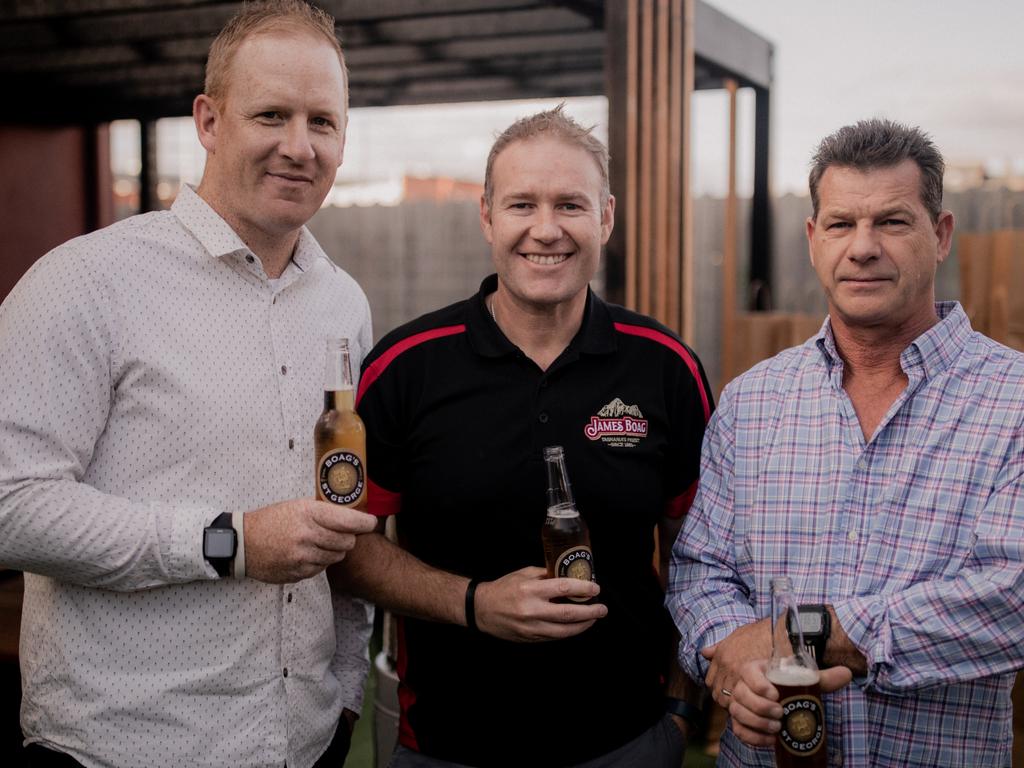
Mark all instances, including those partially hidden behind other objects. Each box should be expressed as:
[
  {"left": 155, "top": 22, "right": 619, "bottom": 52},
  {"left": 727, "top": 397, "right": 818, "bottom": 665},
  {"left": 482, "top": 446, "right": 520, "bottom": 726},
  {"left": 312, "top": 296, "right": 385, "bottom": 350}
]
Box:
[
  {"left": 464, "top": 578, "right": 480, "bottom": 633},
  {"left": 665, "top": 696, "right": 703, "bottom": 729}
]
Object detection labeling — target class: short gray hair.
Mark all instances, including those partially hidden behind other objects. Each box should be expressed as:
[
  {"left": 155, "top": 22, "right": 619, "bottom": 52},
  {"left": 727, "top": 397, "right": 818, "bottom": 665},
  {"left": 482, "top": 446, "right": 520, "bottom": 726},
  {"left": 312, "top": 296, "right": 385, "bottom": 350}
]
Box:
[{"left": 809, "top": 119, "right": 944, "bottom": 222}]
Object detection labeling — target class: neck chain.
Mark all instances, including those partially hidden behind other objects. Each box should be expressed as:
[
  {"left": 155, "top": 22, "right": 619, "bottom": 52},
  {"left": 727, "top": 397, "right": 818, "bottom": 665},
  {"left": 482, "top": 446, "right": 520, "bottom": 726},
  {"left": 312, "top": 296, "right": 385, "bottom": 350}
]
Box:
[{"left": 487, "top": 294, "right": 497, "bottom": 323}]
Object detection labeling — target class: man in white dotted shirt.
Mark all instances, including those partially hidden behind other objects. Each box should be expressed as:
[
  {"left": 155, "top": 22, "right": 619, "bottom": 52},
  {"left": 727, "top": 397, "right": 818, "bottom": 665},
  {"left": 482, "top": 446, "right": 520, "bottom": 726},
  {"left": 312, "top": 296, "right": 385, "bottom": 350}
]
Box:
[{"left": 0, "top": 2, "right": 377, "bottom": 767}]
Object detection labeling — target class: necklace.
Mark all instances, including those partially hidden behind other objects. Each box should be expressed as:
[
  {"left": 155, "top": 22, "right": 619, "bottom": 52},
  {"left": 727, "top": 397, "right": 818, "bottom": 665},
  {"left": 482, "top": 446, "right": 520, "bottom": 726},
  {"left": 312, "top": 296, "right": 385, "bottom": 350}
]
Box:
[{"left": 487, "top": 295, "right": 497, "bottom": 323}]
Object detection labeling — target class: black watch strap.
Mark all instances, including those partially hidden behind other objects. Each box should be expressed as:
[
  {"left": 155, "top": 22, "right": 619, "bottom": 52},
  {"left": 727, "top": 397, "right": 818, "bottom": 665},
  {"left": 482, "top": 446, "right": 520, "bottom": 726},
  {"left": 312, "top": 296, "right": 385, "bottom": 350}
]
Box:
[
  {"left": 665, "top": 697, "right": 703, "bottom": 729},
  {"left": 789, "top": 604, "right": 830, "bottom": 666},
  {"left": 203, "top": 512, "right": 236, "bottom": 578}
]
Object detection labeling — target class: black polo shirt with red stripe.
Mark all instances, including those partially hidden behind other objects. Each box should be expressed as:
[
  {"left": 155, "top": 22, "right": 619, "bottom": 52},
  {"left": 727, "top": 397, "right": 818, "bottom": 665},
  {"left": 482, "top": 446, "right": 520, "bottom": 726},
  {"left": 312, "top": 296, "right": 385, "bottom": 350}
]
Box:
[{"left": 357, "top": 274, "right": 712, "bottom": 768}]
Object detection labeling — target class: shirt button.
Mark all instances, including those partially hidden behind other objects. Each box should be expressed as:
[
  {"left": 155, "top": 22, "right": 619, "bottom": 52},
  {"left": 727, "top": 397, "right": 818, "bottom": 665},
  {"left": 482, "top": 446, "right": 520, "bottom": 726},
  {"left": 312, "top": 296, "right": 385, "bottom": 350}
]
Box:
[
  {"left": 283, "top": 668, "right": 289, "bottom": 677},
  {"left": 280, "top": 365, "right": 288, "bottom": 375},
  {"left": 245, "top": 254, "right": 255, "bottom": 264},
  {"left": 847, "top": 530, "right": 859, "bottom": 542},
  {"left": 287, "top": 592, "right": 293, "bottom": 603},
  {"left": 538, "top": 412, "right": 549, "bottom": 423},
  {"left": 288, "top": 438, "right": 295, "bottom": 450},
  {"left": 832, "top": 753, "right": 844, "bottom": 766}
]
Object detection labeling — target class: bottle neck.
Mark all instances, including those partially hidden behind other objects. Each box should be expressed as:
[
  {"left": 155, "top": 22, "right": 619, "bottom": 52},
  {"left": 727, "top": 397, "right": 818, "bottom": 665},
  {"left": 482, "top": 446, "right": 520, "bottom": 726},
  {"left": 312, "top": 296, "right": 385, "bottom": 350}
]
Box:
[
  {"left": 324, "top": 389, "right": 355, "bottom": 412},
  {"left": 545, "top": 450, "right": 576, "bottom": 511},
  {"left": 770, "top": 577, "right": 800, "bottom": 661},
  {"left": 323, "top": 339, "right": 355, "bottom": 396}
]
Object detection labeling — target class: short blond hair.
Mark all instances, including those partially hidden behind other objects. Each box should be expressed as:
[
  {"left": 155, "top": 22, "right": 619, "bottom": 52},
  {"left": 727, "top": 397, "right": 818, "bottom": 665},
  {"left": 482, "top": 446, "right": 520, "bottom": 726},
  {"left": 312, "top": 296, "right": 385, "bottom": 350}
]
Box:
[
  {"left": 483, "top": 103, "right": 610, "bottom": 208},
  {"left": 204, "top": 0, "right": 347, "bottom": 103}
]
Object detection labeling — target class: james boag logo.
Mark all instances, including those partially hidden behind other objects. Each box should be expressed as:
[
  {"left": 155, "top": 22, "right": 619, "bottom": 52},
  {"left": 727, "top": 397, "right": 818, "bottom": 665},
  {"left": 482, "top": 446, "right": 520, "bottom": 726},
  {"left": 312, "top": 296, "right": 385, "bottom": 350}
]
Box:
[{"left": 584, "top": 398, "right": 648, "bottom": 447}]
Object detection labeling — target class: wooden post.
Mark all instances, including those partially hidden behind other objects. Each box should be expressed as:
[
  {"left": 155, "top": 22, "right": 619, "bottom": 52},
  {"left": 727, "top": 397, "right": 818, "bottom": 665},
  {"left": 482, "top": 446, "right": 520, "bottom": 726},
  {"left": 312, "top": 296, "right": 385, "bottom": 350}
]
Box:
[{"left": 722, "top": 78, "right": 738, "bottom": 383}]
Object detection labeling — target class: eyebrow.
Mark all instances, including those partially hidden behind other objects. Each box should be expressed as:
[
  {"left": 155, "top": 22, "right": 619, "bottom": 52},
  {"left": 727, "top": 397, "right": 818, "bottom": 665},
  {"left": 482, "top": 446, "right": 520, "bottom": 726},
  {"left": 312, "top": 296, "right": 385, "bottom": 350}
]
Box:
[
  {"left": 500, "top": 190, "right": 590, "bottom": 203},
  {"left": 823, "top": 204, "right": 915, "bottom": 220}
]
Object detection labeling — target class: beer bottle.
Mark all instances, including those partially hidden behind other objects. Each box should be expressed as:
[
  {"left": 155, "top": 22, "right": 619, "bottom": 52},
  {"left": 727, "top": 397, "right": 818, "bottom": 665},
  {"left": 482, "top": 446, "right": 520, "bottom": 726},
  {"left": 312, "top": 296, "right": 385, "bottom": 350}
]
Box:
[
  {"left": 314, "top": 337, "right": 367, "bottom": 510},
  {"left": 767, "top": 577, "right": 827, "bottom": 768},
  {"left": 541, "top": 445, "right": 595, "bottom": 600}
]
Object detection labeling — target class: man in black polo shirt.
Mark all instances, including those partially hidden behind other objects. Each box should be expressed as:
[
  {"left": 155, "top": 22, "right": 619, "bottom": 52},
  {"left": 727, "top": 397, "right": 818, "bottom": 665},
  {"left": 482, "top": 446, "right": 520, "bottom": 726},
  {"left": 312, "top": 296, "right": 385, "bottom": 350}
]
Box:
[{"left": 334, "top": 105, "right": 712, "bottom": 767}]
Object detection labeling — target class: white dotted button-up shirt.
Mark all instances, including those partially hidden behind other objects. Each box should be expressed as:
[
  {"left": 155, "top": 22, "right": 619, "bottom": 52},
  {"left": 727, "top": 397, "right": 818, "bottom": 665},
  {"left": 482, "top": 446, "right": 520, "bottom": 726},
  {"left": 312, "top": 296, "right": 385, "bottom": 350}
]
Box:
[{"left": 0, "top": 185, "right": 374, "bottom": 768}]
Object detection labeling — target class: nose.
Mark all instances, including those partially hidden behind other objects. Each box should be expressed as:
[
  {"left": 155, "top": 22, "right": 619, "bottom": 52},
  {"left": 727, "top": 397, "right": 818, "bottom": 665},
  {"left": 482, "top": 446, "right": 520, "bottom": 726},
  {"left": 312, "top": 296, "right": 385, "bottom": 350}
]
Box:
[
  {"left": 279, "top": 119, "right": 315, "bottom": 162},
  {"left": 847, "top": 222, "right": 881, "bottom": 263},
  {"left": 529, "top": 207, "right": 562, "bottom": 243}
]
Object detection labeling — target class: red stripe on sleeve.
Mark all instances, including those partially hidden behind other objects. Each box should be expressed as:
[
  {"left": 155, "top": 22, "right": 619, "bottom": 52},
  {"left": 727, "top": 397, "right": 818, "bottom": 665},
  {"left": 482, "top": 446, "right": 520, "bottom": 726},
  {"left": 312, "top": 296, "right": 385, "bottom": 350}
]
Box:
[
  {"left": 367, "top": 478, "right": 401, "bottom": 518},
  {"left": 664, "top": 479, "right": 698, "bottom": 519},
  {"left": 356, "top": 324, "right": 466, "bottom": 406},
  {"left": 612, "top": 322, "right": 711, "bottom": 422}
]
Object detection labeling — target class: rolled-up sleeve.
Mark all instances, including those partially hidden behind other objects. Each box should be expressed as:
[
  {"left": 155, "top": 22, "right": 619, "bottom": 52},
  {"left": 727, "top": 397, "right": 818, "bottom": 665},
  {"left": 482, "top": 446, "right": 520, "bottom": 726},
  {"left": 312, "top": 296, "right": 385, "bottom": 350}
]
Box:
[{"left": 834, "top": 442, "right": 1024, "bottom": 693}]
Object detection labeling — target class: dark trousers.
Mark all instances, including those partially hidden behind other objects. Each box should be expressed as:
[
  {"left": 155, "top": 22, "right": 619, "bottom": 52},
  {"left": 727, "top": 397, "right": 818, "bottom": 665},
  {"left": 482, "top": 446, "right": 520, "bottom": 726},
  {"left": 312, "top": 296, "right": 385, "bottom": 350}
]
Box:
[
  {"left": 22, "top": 719, "right": 352, "bottom": 768},
  {"left": 387, "top": 714, "right": 686, "bottom": 768}
]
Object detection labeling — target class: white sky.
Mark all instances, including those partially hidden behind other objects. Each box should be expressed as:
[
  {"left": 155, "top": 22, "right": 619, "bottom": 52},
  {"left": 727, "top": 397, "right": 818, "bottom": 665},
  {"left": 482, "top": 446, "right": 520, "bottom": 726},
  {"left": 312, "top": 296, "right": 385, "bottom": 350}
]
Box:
[
  {"left": 112, "top": 0, "right": 1024, "bottom": 201},
  {"left": 703, "top": 0, "right": 1024, "bottom": 194}
]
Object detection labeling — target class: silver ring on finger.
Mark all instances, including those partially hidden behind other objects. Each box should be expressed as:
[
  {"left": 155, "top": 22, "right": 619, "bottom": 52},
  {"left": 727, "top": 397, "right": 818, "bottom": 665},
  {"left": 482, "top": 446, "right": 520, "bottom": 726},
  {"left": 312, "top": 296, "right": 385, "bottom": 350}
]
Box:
[{"left": 721, "top": 687, "right": 733, "bottom": 697}]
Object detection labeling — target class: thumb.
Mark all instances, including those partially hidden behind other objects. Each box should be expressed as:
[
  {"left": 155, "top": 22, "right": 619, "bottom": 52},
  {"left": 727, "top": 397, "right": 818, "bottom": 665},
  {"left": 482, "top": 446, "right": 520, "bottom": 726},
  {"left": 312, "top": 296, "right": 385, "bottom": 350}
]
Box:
[
  {"left": 819, "top": 666, "right": 853, "bottom": 693},
  {"left": 701, "top": 643, "right": 718, "bottom": 660}
]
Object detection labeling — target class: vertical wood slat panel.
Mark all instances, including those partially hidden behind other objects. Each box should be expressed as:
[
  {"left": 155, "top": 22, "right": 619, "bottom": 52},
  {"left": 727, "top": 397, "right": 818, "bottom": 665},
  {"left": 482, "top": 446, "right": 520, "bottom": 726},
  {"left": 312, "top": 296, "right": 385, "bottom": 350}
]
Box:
[
  {"left": 617, "top": 0, "right": 692, "bottom": 337},
  {"left": 655, "top": 0, "right": 670, "bottom": 324},
  {"left": 624, "top": 0, "right": 639, "bottom": 310},
  {"left": 638, "top": 0, "right": 654, "bottom": 316},
  {"left": 680, "top": 0, "right": 696, "bottom": 344},
  {"left": 667, "top": 0, "right": 683, "bottom": 333}
]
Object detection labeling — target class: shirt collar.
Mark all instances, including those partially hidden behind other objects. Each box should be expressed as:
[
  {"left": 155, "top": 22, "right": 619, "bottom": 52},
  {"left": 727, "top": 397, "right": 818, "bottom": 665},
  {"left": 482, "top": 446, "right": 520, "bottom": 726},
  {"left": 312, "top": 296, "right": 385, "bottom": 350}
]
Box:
[
  {"left": 466, "top": 274, "right": 617, "bottom": 359},
  {"left": 171, "top": 184, "right": 333, "bottom": 275},
  {"left": 903, "top": 301, "right": 970, "bottom": 379},
  {"left": 815, "top": 301, "right": 970, "bottom": 381}
]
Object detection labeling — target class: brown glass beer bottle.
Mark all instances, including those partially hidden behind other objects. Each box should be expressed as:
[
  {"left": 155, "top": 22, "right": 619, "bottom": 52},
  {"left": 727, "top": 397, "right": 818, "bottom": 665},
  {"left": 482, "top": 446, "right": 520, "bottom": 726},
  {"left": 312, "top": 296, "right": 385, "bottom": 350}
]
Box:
[
  {"left": 314, "top": 338, "right": 367, "bottom": 510},
  {"left": 767, "top": 576, "right": 827, "bottom": 767},
  {"left": 541, "top": 445, "right": 596, "bottom": 600}
]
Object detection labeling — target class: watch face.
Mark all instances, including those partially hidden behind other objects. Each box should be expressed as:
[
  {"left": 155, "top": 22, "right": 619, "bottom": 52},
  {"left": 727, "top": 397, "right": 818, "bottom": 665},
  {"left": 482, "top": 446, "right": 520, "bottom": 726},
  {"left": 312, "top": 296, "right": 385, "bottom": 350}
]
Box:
[
  {"left": 799, "top": 611, "right": 823, "bottom": 634},
  {"left": 204, "top": 528, "right": 235, "bottom": 559}
]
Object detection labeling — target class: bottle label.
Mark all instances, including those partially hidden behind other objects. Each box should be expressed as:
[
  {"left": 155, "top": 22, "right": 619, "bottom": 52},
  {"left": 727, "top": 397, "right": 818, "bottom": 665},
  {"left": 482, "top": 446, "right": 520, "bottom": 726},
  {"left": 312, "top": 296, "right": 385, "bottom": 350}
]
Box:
[
  {"left": 555, "top": 546, "right": 594, "bottom": 601},
  {"left": 318, "top": 450, "right": 365, "bottom": 505},
  {"left": 778, "top": 694, "right": 825, "bottom": 756}
]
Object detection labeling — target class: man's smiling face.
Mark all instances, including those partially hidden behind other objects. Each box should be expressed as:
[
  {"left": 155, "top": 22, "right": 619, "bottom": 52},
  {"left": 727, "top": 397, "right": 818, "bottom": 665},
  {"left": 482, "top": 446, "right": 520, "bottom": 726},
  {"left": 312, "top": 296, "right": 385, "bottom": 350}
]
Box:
[{"left": 480, "top": 136, "right": 614, "bottom": 313}]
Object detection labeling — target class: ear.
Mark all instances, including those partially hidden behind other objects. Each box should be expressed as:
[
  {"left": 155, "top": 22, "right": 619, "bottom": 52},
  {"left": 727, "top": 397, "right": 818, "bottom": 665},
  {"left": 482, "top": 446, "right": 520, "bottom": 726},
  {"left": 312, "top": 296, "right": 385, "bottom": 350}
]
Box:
[
  {"left": 805, "top": 215, "right": 816, "bottom": 266},
  {"left": 934, "top": 210, "right": 954, "bottom": 265},
  {"left": 335, "top": 106, "right": 349, "bottom": 169},
  {"left": 336, "top": 130, "right": 347, "bottom": 170},
  {"left": 600, "top": 195, "right": 616, "bottom": 244},
  {"left": 479, "top": 195, "right": 494, "bottom": 244},
  {"left": 193, "top": 94, "right": 220, "bottom": 153}
]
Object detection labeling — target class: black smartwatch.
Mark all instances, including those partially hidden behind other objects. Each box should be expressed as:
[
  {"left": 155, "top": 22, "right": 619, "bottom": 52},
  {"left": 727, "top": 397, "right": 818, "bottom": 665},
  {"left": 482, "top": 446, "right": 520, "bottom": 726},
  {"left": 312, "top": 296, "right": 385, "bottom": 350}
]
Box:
[
  {"left": 203, "top": 513, "right": 237, "bottom": 578},
  {"left": 786, "top": 603, "right": 830, "bottom": 666}
]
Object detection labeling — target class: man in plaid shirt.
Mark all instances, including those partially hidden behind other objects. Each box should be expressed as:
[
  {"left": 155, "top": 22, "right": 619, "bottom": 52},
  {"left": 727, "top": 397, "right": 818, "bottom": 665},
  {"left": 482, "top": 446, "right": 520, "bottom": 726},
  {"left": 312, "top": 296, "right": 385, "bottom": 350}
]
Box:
[{"left": 668, "top": 119, "right": 1024, "bottom": 766}]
